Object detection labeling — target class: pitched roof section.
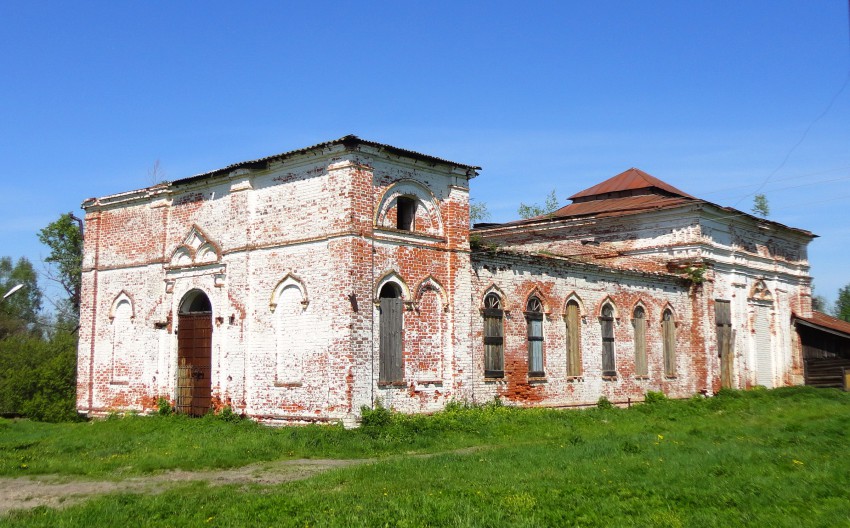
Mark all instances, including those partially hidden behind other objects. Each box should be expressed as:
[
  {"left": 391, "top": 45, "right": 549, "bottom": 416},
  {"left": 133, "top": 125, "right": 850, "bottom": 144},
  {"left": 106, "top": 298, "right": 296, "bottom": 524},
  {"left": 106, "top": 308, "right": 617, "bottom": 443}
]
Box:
[
  {"left": 795, "top": 311, "right": 850, "bottom": 338},
  {"left": 550, "top": 194, "right": 694, "bottom": 220},
  {"left": 173, "top": 135, "right": 481, "bottom": 186},
  {"left": 569, "top": 168, "right": 694, "bottom": 201}
]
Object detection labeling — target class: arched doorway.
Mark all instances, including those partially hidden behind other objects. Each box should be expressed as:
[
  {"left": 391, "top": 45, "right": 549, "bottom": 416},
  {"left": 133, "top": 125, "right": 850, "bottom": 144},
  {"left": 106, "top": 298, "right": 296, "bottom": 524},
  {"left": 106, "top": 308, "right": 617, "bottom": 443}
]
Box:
[
  {"left": 176, "top": 290, "right": 213, "bottom": 416},
  {"left": 379, "top": 283, "right": 403, "bottom": 383}
]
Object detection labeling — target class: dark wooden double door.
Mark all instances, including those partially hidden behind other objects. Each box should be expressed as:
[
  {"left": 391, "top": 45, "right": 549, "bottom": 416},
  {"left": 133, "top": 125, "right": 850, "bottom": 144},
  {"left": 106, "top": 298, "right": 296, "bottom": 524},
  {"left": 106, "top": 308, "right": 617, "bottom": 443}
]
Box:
[{"left": 176, "top": 313, "right": 212, "bottom": 416}]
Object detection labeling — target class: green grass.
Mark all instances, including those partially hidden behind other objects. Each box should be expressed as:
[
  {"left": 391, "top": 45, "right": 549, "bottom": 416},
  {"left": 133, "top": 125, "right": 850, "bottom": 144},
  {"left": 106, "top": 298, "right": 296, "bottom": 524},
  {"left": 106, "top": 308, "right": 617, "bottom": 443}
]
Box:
[{"left": 3, "top": 387, "right": 850, "bottom": 526}]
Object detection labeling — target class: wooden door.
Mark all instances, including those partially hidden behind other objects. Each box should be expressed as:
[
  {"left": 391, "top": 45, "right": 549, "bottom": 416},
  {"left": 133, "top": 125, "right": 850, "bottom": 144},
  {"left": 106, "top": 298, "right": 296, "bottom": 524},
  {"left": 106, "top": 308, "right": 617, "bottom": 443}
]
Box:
[
  {"left": 176, "top": 313, "right": 212, "bottom": 416},
  {"left": 715, "top": 300, "right": 734, "bottom": 388},
  {"left": 379, "top": 297, "right": 403, "bottom": 383}
]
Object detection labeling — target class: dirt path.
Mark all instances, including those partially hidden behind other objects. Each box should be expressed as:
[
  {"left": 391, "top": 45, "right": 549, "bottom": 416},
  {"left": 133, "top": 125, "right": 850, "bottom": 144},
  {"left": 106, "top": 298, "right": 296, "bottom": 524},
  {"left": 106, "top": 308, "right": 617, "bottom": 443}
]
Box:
[
  {"left": 0, "top": 458, "right": 365, "bottom": 515},
  {"left": 0, "top": 447, "right": 486, "bottom": 515}
]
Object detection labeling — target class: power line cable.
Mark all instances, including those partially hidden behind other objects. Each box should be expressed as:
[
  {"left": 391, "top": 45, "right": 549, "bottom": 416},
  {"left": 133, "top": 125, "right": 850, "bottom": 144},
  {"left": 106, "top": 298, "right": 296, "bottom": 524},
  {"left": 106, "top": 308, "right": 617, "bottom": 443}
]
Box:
[
  {"left": 732, "top": 70, "right": 850, "bottom": 208},
  {"left": 732, "top": 1, "right": 850, "bottom": 207}
]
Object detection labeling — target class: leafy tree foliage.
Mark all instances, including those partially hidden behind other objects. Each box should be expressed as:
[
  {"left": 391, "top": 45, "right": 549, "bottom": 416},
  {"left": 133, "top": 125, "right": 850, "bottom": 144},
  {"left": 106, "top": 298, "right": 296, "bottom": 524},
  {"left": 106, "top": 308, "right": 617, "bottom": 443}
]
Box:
[
  {"left": 835, "top": 284, "right": 850, "bottom": 322},
  {"left": 810, "top": 281, "right": 828, "bottom": 313},
  {"left": 37, "top": 213, "right": 83, "bottom": 319},
  {"left": 518, "top": 189, "right": 560, "bottom": 219},
  {"left": 751, "top": 194, "right": 770, "bottom": 218},
  {"left": 0, "top": 257, "right": 42, "bottom": 339},
  {"left": 0, "top": 332, "right": 78, "bottom": 421},
  {"left": 469, "top": 199, "right": 490, "bottom": 226}
]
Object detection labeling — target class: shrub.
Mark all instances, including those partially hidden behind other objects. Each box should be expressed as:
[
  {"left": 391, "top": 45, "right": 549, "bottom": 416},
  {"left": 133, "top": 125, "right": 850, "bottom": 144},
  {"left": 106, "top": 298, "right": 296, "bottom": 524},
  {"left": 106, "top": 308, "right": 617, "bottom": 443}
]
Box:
[
  {"left": 156, "top": 397, "right": 174, "bottom": 416},
  {"left": 644, "top": 391, "right": 668, "bottom": 404},
  {"left": 597, "top": 396, "right": 614, "bottom": 410}
]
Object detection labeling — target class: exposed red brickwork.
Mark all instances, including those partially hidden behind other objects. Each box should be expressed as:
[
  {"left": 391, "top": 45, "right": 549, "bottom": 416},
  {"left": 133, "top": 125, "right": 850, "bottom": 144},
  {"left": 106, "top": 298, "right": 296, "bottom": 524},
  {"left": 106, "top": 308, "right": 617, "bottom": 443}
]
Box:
[{"left": 76, "top": 140, "right": 814, "bottom": 424}]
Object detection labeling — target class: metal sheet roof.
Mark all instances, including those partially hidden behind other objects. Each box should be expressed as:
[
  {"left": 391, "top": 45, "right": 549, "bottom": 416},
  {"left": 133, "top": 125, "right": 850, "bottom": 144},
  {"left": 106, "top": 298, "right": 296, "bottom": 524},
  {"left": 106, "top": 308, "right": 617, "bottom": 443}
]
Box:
[
  {"left": 795, "top": 311, "right": 850, "bottom": 338},
  {"left": 172, "top": 135, "right": 480, "bottom": 186},
  {"left": 569, "top": 168, "right": 694, "bottom": 200}
]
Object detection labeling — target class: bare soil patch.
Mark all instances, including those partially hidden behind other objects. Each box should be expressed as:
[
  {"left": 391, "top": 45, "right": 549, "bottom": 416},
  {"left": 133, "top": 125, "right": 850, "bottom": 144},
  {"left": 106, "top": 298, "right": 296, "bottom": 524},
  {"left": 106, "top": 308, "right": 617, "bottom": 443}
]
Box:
[{"left": 0, "top": 458, "right": 364, "bottom": 515}]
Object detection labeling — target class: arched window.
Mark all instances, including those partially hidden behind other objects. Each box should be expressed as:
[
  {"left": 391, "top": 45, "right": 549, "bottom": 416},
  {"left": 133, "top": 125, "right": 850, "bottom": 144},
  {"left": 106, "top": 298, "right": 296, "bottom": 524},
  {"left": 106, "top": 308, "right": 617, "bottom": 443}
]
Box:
[
  {"left": 662, "top": 309, "right": 676, "bottom": 377},
  {"left": 601, "top": 303, "right": 616, "bottom": 377},
  {"left": 379, "top": 282, "right": 403, "bottom": 383},
  {"left": 565, "top": 300, "right": 582, "bottom": 376},
  {"left": 483, "top": 293, "right": 504, "bottom": 378},
  {"left": 526, "top": 296, "right": 544, "bottom": 377},
  {"left": 633, "top": 306, "right": 647, "bottom": 377}
]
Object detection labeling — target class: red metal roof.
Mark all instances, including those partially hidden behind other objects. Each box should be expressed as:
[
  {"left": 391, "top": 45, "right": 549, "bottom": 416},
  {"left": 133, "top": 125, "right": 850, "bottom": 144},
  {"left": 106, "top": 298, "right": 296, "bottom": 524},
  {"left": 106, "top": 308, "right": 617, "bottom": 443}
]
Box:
[
  {"left": 569, "top": 168, "right": 695, "bottom": 200},
  {"left": 552, "top": 193, "right": 693, "bottom": 219},
  {"left": 795, "top": 311, "right": 850, "bottom": 338}
]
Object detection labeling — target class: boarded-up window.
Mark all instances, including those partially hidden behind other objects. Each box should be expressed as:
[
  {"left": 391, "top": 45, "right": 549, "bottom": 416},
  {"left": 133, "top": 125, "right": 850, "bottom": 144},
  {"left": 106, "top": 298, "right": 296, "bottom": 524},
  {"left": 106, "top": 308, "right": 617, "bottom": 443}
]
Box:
[
  {"left": 379, "top": 283, "right": 403, "bottom": 383},
  {"left": 483, "top": 293, "right": 504, "bottom": 378},
  {"left": 633, "top": 306, "right": 648, "bottom": 377},
  {"left": 754, "top": 304, "right": 773, "bottom": 388},
  {"left": 526, "top": 297, "right": 544, "bottom": 377},
  {"left": 565, "top": 300, "right": 582, "bottom": 376},
  {"left": 601, "top": 304, "right": 616, "bottom": 376},
  {"left": 715, "top": 300, "right": 733, "bottom": 388},
  {"left": 662, "top": 309, "right": 676, "bottom": 377},
  {"left": 397, "top": 196, "right": 416, "bottom": 231}
]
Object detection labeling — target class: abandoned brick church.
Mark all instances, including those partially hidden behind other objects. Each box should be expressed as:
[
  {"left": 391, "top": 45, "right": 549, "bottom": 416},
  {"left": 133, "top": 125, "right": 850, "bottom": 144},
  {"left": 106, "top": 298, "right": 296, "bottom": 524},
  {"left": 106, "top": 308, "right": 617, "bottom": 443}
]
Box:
[{"left": 76, "top": 136, "right": 844, "bottom": 425}]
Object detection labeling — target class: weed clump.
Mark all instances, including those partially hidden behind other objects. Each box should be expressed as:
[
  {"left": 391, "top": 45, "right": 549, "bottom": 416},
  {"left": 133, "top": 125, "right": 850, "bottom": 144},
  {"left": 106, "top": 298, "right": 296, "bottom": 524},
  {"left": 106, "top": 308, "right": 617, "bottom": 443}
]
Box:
[
  {"left": 644, "top": 391, "right": 668, "bottom": 404},
  {"left": 596, "top": 396, "right": 614, "bottom": 410}
]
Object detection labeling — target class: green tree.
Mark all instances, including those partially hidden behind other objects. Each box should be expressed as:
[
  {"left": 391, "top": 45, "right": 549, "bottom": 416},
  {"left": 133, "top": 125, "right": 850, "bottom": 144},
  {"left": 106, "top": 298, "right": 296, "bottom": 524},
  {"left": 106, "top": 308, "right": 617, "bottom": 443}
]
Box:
[
  {"left": 469, "top": 199, "right": 490, "bottom": 226},
  {"left": 835, "top": 284, "right": 850, "bottom": 322},
  {"left": 37, "top": 213, "right": 83, "bottom": 319},
  {"left": 0, "top": 332, "right": 78, "bottom": 421},
  {"left": 810, "top": 281, "right": 828, "bottom": 313},
  {"left": 0, "top": 257, "right": 42, "bottom": 339},
  {"left": 518, "top": 189, "right": 560, "bottom": 220},
  {"left": 751, "top": 194, "right": 770, "bottom": 218}
]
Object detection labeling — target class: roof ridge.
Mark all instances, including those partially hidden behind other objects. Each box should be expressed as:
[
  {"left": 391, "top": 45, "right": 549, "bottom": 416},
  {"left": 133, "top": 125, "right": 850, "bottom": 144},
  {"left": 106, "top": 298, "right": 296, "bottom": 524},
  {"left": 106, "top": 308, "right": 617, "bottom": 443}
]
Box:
[{"left": 568, "top": 168, "right": 694, "bottom": 200}]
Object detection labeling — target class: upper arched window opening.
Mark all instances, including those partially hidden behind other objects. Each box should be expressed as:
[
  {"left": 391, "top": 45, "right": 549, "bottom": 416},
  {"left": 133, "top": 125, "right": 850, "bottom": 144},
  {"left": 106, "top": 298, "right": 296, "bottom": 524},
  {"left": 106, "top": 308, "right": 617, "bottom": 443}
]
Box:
[{"left": 397, "top": 196, "right": 417, "bottom": 231}]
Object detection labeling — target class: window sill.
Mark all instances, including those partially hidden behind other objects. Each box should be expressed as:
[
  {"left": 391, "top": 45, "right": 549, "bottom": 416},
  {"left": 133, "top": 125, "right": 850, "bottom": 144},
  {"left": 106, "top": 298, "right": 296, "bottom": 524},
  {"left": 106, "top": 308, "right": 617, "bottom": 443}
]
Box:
[
  {"left": 109, "top": 380, "right": 129, "bottom": 386},
  {"left": 565, "top": 376, "right": 584, "bottom": 382},
  {"left": 415, "top": 380, "right": 443, "bottom": 386},
  {"left": 634, "top": 376, "right": 650, "bottom": 380},
  {"left": 664, "top": 376, "right": 678, "bottom": 380},
  {"left": 378, "top": 381, "right": 407, "bottom": 388},
  {"left": 484, "top": 370, "right": 504, "bottom": 379},
  {"left": 602, "top": 375, "right": 618, "bottom": 381},
  {"left": 527, "top": 376, "right": 547, "bottom": 383},
  {"left": 275, "top": 381, "right": 303, "bottom": 388}
]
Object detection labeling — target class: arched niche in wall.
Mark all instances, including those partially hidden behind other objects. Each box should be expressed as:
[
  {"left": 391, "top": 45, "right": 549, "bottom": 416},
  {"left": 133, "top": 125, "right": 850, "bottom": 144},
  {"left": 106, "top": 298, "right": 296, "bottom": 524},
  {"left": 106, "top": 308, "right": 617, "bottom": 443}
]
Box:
[
  {"left": 109, "top": 291, "right": 135, "bottom": 383},
  {"left": 269, "top": 275, "right": 310, "bottom": 386},
  {"left": 374, "top": 180, "right": 444, "bottom": 237},
  {"left": 269, "top": 274, "right": 309, "bottom": 312},
  {"left": 414, "top": 275, "right": 449, "bottom": 312}
]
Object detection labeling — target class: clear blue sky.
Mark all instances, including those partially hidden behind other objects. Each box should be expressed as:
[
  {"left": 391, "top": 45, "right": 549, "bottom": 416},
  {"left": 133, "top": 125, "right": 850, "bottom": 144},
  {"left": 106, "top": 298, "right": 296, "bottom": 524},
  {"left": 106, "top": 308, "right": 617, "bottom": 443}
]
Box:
[{"left": 1, "top": 1, "right": 848, "bottom": 308}]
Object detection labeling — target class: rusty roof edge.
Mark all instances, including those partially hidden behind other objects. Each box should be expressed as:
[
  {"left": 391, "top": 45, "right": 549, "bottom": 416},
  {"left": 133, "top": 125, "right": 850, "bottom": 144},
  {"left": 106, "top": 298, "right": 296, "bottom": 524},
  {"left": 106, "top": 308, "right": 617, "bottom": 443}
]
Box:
[
  {"left": 472, "top": 246, "right": 686, "bottom": 283},
  {"left": 474, "top": 197, "right": 816, "bottom": 240},
  {"left": 472, "top": 201, "right": 695, "bottom": 234},
  {"left": 171, "top": 135, "right": 481, "bottom": 187},
  {"left": 793, "top": 311, "right": 850, "bottom": 339}
]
